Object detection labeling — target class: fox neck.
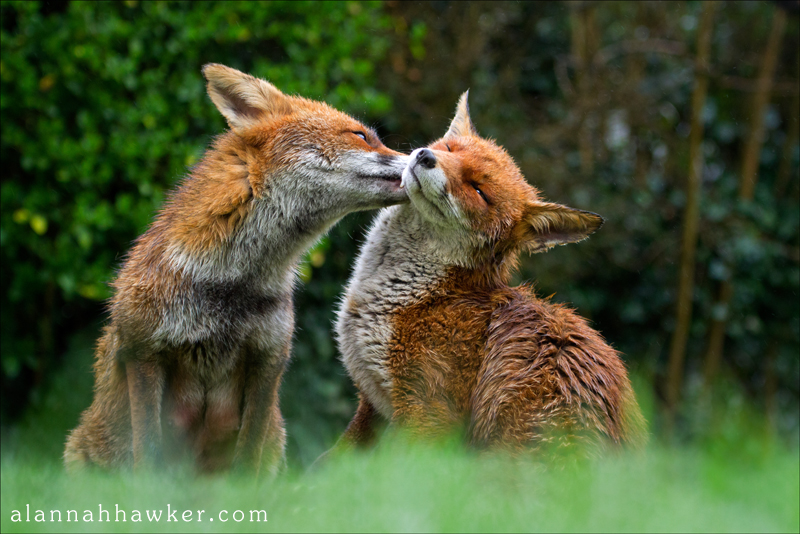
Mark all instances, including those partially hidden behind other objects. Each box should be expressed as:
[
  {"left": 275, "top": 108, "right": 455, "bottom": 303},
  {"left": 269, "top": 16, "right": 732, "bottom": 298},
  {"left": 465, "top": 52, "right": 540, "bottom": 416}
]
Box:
[
  {"left": 348, "top": 205, "right": 518, "bottom": 304},
  {"left": 235, "top": 181, "right": 344, "bottom": 288},
  {"left": 177, "top": 184, "right": 342, "bottom": 291},
  {"left": 349, "top": 206, "right": 463, "bottom": 301},
  {"left": 162, "top": 142, "right": 361, "bottom": 295}
]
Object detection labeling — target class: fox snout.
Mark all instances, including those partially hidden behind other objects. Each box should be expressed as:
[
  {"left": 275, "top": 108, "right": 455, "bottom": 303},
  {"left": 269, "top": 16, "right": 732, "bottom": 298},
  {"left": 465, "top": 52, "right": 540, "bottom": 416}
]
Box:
[
  {"left": 402, "top": 147, "right": 456, "bottom": 226},
  {"left": 403, "top": 147, "right": 440, "bottom": 187},
  {"left": 416, "top": 148, "right": 437, "bottom": 169}
]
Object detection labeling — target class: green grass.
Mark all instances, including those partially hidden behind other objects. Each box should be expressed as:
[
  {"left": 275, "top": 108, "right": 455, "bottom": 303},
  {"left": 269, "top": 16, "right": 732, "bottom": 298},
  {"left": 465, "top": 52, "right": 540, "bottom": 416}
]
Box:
[
  {"left": 2, "top": 435, "right": 798, "bottom": 533},
  {"left": 1, "top": 328, "right": 798, "bottom": 533}
]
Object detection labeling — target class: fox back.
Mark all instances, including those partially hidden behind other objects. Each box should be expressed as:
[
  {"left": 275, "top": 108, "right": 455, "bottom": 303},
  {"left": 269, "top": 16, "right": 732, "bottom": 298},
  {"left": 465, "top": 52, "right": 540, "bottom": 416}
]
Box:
[{"left": 336, "top": 93, "right": 646, "bottom": 452}]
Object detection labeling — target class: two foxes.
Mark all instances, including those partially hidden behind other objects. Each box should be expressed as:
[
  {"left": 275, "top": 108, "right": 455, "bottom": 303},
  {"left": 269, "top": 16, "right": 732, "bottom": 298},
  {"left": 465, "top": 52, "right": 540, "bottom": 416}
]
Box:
[
  {"left": 66, "top": 64, "right": 643, "bottom": 474},
  {"left": 336, "top": 93, "right": 645, "bottom": 452}
]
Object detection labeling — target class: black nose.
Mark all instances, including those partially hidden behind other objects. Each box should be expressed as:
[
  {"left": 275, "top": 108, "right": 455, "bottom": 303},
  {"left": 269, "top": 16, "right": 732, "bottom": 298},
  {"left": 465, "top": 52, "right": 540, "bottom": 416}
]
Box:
[{"left": 416, "top": 148, "right": 437, "bottom": 169}]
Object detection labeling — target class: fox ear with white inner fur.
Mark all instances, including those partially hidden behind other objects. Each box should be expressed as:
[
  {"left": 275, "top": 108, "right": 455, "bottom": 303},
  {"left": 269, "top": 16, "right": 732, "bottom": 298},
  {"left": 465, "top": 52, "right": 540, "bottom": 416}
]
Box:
[
  {"left": 444, "top": 90, "right": 479, "bottom": 139},
  {"left": 517, "top": 201, "right": 604, "bottom": 254},
  {"left": 202, "top": 63, "right": 292, "bottom": 132}
]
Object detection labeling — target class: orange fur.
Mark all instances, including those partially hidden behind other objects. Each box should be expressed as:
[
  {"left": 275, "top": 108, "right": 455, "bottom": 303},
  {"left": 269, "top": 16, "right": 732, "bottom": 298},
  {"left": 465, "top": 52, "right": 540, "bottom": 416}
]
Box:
[
  {"left": 64, "top": 64, "right": 410, "bottom": 474},
  {"left": 389, "top": 272, "right": 645, "bottom": 451},
  {"left": 336, "top": 93, "right": 646, "bottom": 455}
]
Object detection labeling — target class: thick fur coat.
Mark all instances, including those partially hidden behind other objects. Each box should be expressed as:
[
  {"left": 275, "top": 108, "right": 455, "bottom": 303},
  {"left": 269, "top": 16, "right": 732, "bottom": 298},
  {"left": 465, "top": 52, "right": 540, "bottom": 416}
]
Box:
[
  {"left": 64, "top": 64, "right": 409, "bottom": 474},
  {"left": 336, "top": 94, "right": 646, "bottom": 453}
]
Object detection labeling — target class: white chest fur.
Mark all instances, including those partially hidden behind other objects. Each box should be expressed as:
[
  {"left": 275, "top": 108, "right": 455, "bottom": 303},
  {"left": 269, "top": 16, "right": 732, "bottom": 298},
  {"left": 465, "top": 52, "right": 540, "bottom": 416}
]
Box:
[{"left": 335, "top": 206, "right": 453, "bottom": 419}]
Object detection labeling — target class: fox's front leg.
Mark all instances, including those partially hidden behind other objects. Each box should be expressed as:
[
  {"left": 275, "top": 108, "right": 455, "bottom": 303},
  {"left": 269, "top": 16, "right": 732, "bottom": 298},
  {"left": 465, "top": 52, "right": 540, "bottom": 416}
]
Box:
[
  {"left": 126, "top": 358, "right": 165, "bottom": 470},
  {"left": 231, "top": 345, "right": 289, "bottom": 475}
]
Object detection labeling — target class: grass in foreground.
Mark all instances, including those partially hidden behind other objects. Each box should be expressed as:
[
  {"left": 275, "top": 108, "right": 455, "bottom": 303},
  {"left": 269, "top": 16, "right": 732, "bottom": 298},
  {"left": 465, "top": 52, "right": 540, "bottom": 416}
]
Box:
[{"left": 2, "top": 432, "right": 798, "bottom": 533}]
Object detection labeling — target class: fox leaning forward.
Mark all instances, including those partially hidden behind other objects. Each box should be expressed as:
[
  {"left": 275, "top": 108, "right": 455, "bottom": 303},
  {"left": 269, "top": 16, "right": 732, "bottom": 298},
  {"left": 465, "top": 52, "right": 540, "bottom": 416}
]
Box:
[{"left": 64, "top": 64, "right": 409, "bottom": 474}]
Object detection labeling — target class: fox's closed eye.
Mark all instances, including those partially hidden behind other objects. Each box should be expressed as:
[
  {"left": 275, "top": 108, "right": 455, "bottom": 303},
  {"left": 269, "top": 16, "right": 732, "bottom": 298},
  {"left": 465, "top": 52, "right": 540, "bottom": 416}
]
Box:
[
  {"left": 353, "top": 131, "right": 368, "bottom": 142},
  {"left": 473, "top": 185, "right": 488, "bottom": 203},
  {"left": 445, "top": 143, "right": 452, "bottom": 152}
]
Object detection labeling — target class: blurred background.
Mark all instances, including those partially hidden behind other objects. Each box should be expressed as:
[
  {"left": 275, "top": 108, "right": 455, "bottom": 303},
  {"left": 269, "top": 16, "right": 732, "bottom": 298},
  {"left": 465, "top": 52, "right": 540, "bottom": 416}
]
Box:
[{"left": 1, "top": 0, "right": 798, "bottom": 466}]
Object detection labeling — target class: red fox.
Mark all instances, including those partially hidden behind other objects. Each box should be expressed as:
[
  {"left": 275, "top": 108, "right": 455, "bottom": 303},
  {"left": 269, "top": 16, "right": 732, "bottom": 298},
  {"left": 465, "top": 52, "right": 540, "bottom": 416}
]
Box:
[
  {"left": 64, "top": 64, "right": 410, "bottom": 474},
  {"left": 336, "top": 93, "right": 646, "bottom": 453}
]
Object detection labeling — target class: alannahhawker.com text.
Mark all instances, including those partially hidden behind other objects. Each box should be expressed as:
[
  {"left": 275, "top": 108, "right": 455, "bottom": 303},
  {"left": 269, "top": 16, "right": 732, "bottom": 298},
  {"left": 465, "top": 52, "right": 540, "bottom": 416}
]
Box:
[{"left": 10, "top": 504, "right": 267, "bottom": 523}]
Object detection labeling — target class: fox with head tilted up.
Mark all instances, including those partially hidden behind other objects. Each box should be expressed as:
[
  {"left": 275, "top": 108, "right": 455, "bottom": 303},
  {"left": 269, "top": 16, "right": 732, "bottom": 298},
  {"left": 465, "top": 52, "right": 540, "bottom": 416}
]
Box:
[
  {"left": 336, "top": 93, "right": 646, "bottom": 454},
  {"left": 64, "top": 64, "right": 409, "bottom": 475}
]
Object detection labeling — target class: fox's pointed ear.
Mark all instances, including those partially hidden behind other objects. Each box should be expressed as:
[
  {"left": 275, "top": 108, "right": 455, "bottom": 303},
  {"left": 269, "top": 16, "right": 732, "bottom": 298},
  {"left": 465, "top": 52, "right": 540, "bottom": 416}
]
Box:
[
  {"left": 517, "top": 201, "right": 604, "bottom": 254},
  {"left": 202, "top": 63, "right": 292, "bottom": 132},
  {"left": 444, "top": 90, "right": 478, "bottom": 139}
]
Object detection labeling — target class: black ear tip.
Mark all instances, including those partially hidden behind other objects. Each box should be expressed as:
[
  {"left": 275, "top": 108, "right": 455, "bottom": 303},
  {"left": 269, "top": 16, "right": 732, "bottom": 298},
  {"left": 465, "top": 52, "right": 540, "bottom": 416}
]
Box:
[{"left": 582, "top": 210, "right": 605, "bottom": 233}]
